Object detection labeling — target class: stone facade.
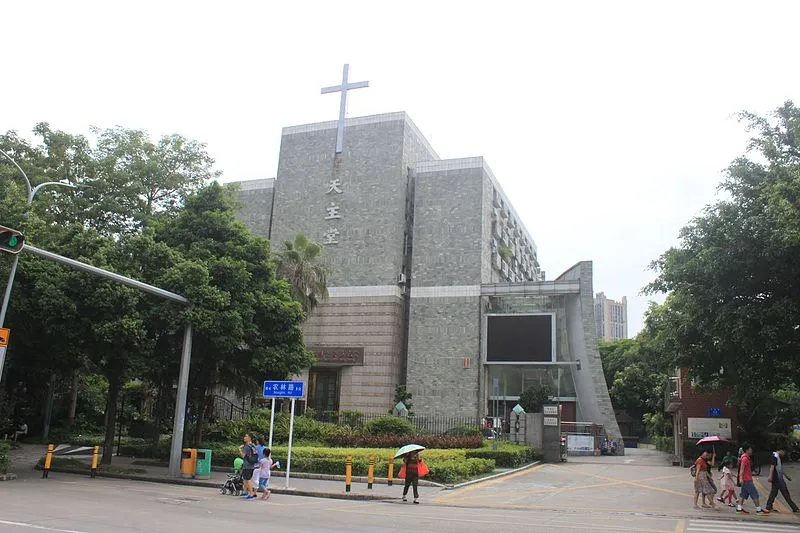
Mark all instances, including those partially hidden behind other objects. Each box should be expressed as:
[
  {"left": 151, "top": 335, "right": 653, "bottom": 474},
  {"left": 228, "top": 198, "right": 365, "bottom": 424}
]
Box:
[
  {"left": 233, "top": 179, "right": 274, "bottom": 238},
  {"left": 232, "top": 111, "right": 621, "bottom": 439}
]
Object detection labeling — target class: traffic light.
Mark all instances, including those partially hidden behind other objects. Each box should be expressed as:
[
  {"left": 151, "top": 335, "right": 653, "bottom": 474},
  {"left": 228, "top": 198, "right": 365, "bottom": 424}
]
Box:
[{"left": 0, "top": 225, "right": 24, "bottom": 254}]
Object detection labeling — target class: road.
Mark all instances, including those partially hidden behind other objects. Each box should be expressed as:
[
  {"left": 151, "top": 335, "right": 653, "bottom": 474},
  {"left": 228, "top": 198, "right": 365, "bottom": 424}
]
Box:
[{"left": 1, "top": 446, "right": 799, "bottom": 532}]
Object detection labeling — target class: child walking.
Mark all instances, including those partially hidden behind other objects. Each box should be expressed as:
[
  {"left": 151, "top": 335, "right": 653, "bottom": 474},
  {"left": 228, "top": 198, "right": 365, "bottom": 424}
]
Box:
[
  {"left": 257, "top": 448, "right": 279, "bottom": 501},
  {"left": 720, "top": 461, "right": 736, "bottom": 506}
]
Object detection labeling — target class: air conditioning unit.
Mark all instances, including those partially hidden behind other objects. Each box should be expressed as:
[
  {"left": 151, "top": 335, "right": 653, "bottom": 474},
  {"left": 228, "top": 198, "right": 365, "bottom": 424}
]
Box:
[{"left": 397, "top": 272, "right": 407, "bottom": 285}]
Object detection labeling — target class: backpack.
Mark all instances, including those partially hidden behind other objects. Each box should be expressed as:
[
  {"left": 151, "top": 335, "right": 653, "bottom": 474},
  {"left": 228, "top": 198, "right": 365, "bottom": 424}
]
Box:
[{"left": 244, "top": 444, "right": 258, "bottom": 465}]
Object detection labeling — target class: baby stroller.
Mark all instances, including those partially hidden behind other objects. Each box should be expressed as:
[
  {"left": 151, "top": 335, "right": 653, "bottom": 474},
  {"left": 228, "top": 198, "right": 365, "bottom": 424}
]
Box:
[
  {"left": 220, "top": 471, "right": 244, "bottom": 495},
  {"left": 221, "top": 457, "right": 245, "bottom": 495}
]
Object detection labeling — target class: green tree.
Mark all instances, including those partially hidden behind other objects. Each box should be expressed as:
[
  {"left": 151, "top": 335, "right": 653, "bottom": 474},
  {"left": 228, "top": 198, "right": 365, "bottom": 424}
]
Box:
[
  {"left": 153, "top": 184, "right": 315, "bottom": 444},
  {"left": 646, "top": 100, "right": 800, "bottom": 403},
  {"left": 519, "top": 383, "right": 553, "bottom": 413},
  {"left": 275, "top": 233, "right": 330, "bottom": 314}
]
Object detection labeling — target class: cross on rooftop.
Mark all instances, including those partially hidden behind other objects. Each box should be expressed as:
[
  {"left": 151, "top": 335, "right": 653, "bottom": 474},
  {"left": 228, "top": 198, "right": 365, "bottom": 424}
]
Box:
[{"left": 321, "top": 64, "right": 369, "bottom": 154}]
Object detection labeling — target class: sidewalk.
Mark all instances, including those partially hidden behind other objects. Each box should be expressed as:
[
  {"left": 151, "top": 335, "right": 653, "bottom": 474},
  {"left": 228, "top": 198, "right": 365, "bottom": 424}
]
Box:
[{"left": 38, "top": 454, "right": 443, "bottom": 502}]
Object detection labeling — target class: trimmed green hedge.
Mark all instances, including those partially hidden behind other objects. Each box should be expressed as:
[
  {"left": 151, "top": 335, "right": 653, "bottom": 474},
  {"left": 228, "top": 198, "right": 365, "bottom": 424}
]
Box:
[
  {"left": 427, "top": 459, "right": 495, "bottom": 484},
  {"left": 326, "top": 434, "right": 483, "bottom": 449},
  {"left": 208, "top": 444, "right": 496, "bottom": 484},
  {"left": 465, "top": 445, "right": 540, "bottom": 467},
  {"left": 365, "top": 416, "right": 415, "bottom": 436}
]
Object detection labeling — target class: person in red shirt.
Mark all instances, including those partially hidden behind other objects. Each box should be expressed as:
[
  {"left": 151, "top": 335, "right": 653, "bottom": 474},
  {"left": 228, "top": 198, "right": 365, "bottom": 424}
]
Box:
[{"left": 737, "top": 444, "right": 768, "bottom": 514}]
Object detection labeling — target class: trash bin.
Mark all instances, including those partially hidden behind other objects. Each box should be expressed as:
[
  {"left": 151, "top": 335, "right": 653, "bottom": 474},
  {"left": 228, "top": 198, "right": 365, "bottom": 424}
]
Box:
[
  {"left": 181, "top": 448, "right": 197, "bottom": 478},
  {"left": 195, "top": 448, "right": 212, "bottom": 480}
]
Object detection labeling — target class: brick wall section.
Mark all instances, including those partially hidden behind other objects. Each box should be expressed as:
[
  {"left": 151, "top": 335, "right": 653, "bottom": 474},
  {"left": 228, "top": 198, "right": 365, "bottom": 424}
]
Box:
[
  {"left": 299, "top": 295, "right": 405, "bottom": 414},
  {"left": 677, "top": 368, "right": 739, "bottom": 441}
]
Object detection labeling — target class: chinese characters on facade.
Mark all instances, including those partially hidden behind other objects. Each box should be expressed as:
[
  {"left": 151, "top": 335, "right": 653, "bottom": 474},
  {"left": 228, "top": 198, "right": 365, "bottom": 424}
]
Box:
[{"left": 323, "top": 178, "right": 343, "bottom": 245}]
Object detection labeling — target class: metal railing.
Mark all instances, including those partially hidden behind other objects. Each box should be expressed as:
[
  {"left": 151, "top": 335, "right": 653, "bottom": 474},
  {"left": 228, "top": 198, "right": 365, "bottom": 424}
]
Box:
[
  {"left": 212, "top": 395, "right": 249, "bottom": 421},
  {"left": 664, "top": 377, "right": 681, "bottom": 411}
]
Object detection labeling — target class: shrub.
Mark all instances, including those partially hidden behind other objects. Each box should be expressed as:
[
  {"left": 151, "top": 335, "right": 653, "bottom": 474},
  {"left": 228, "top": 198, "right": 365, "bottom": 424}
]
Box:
[
  {"left": 326, "top": 434, "right": 483, "bottom": 449},
  {"left": 365, "top": 416, "right": 415, "bottom": 436},
  {"left": 465, "top": 445, "right": 539, "bottom": 467},
  {"left": 205, "top": 410, "right": 353, "bottom": 444},
  {"left": 519, "top": 384, "right": 553, "bottom": 413},
  {"left": 444, "top": 424, "right": 482, "bottom": 437},
  {"left": 0, "top": 441, "right": 10, "bottom": 474},
  {"left": 426, "top": 458, "right": 495, "bottom": 484}
]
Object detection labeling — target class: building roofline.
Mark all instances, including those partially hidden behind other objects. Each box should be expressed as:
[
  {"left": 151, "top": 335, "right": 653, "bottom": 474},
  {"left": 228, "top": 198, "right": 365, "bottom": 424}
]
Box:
[{"left": 413, "top": 156, "right": 538, "bottom": 253}]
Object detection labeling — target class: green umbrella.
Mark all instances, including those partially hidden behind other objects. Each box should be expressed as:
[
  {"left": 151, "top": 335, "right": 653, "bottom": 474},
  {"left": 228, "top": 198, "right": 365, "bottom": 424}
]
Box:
[{"left": 394, "top": 444, "right": 425, "bottom": 458}]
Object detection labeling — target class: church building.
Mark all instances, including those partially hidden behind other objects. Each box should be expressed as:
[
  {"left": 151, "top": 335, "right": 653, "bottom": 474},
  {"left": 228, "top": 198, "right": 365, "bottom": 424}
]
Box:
[{"left": 233, "top": 67, "right": 621, "bottom": 441}]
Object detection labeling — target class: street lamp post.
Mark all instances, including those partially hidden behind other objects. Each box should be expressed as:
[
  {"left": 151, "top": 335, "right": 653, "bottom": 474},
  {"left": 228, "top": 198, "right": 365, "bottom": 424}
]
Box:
[{"left": 0, "top": 148, "right": 80, "bottom": 327}]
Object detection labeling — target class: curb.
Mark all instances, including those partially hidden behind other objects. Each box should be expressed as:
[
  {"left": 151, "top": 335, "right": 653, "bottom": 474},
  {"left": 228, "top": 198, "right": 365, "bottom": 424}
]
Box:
[
  {"left": 131, "top": 460, "right": 445, "bottom": 488},
  {"left": 444, "top": 461, "right": 542, "bottom": 490},
  {"left": 37, "top": 466, "right": 400, "bottom": 502}
]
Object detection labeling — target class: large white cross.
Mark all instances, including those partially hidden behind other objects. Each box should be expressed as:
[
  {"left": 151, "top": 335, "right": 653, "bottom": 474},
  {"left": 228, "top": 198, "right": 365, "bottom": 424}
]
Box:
[{"left": 321, "top": 64, "right": 369, "bottom": 154}]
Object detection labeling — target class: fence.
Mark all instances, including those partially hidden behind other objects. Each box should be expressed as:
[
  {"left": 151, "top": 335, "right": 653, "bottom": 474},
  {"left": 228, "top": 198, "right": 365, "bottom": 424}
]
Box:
[
  {"left": 309, "top": 410, "right": 483, "bottom": 436},
  {"left": 211, "top": 395, "right": 249, "bottom": 421}
]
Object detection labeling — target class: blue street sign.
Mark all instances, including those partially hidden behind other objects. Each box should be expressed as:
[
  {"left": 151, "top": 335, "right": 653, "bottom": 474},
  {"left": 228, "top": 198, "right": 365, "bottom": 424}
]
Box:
[
  {"left": 708, "top": 407, "right": 722, "bottom": 417},
  {"left": 263, "top": 380, "right": 305, "bottom": 398}
]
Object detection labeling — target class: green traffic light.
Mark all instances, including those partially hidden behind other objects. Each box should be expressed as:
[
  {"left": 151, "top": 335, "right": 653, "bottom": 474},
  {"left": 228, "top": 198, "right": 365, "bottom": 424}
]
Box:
[{"left": 8, "top": 236, "right": 18, "bottom": 247}]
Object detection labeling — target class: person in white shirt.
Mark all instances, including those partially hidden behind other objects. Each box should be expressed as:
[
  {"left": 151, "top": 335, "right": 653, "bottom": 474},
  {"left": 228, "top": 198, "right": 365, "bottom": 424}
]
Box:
[{"left": 257, "top": 448, "right": 279, "bottom": 500}]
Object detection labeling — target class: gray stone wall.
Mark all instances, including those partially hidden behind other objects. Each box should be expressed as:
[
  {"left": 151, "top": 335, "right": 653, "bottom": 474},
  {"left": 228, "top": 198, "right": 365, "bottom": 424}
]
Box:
[
  {"left": 557, "top": 262, "right": 624, "bottom": 446},
  {"left": 271, "top": 116, "right": 408, "bottom": 287},
  {"left": 410, "top": 164, "right": 484, "bottom": 287},
  {"left": 231, "top": 179, "right": 274, "bottom": 238},
  {"left": 406, "top": 295, "right": 482, "bottom": 417}
]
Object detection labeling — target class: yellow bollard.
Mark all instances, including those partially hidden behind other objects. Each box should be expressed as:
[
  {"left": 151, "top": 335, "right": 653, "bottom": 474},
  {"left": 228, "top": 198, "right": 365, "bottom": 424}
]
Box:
[
  {"left": 367, "top": 455, "right": 375, "bottom": 490},
  {"left": 91, "top": 446, "right": 99, "bottom": 478},
  {"left": 345, "top": 455, "right": 352, "bottom": 493},
  {"left": 387, "top": 455, "right": 394, "bottom": 487},
  {"left": 42, "top": 444, "right": 54, "bottom": 479}
]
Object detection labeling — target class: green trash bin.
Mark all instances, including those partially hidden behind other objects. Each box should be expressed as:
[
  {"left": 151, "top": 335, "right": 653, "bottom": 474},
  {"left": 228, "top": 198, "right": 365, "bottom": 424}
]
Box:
[{"left": 195, "top": 448, "right": 212, "bottom": 480}]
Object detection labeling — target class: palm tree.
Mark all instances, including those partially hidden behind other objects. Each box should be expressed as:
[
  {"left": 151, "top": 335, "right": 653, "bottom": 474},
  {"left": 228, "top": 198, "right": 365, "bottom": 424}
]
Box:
[{"left": 276, "top": 233, "right": 330, "bottom": 314}]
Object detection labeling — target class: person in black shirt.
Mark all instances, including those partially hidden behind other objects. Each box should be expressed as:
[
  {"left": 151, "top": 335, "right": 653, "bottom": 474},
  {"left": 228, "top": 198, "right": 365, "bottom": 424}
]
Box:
[{"left": 239, "top": 433, "right": 259, "bottom": 500}]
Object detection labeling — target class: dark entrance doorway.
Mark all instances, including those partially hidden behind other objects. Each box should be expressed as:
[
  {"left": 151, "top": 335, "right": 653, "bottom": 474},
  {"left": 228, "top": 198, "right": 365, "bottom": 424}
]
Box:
[{"left": 308, "top": 367, "right": 340, "bottom": 413}]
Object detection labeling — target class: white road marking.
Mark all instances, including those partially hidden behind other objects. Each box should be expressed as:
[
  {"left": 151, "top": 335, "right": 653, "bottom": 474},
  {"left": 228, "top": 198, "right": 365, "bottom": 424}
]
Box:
[
  {"left": 688, "top": 519, "right": 800, "bottom": 532},
  {"left": 0, "top": 520, "right": 91, "bottom": 533}
]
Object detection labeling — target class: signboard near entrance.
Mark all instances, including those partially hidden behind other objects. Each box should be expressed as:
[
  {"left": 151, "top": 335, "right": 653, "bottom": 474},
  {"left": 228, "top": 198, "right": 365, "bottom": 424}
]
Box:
[
  {"left": 567, "top": 434, "right": 594, "bottom": 453},
  {"left": 543, "top": 416, "right": 558, "bottom": 426},
  {"left": 687, "top": 417, "right": 732, "bottom": 439},
  {"left": 543, "top": 405, "right": 558, "bottom": 415},
  {"left": 263, "top": 381, "right": 305, "bottom": 398},
  {"left": 312, "top": 347, "right": 364, "bottom": 366}
]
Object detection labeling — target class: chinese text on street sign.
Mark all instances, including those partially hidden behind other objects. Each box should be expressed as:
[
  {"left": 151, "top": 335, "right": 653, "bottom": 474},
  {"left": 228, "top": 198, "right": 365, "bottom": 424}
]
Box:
[{"left": 263, "top": 381, "right": 305, "bottom": 398}]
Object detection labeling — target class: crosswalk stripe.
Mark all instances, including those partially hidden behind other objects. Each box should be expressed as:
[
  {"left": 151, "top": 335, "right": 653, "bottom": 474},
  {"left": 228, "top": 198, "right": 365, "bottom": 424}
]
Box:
[{"left": 688, "top": 519, "right": 800, "bottom": 532}]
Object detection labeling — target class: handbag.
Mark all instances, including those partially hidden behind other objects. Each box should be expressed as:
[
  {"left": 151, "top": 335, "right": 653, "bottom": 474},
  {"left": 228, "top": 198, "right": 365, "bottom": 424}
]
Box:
[
  {"left": 418, "top": 459, "right": 429, "bottom": 478},
  {"left": 398, "top": 464, "right": 406, "bottom": 479}
]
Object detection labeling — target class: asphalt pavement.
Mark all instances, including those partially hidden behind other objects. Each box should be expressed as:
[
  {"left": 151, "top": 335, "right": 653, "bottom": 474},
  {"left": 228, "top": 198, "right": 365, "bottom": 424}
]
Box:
[{"left": 3, "top": 444, "right": 800, "bottom": 532}]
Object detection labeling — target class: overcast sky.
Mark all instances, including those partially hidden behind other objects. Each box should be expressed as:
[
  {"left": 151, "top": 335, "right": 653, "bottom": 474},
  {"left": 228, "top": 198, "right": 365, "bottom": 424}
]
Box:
[{"left": 3, "top": 1, "right": 799, "bottom": 335}]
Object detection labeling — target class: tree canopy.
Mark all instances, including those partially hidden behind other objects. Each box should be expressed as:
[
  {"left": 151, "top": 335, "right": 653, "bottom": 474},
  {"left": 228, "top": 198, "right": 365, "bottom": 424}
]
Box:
[
  {"left": 645, "top": 101, "right": 800, "bottom": 400},
  {"left": 0, "top": 124, "right": 313, "bottom": 458}
]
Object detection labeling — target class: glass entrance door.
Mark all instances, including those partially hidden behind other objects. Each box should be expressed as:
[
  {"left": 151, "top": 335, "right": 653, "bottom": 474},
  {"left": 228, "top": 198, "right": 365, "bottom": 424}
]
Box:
[{"left": 308, "top": 368, "right": 340, "bottom": 413}]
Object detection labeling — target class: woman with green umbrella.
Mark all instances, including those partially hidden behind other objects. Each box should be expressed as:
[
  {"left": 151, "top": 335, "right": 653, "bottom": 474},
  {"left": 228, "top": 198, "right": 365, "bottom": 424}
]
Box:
[{"left": 396, "top": 444, "right": 427, "bottom": 504}]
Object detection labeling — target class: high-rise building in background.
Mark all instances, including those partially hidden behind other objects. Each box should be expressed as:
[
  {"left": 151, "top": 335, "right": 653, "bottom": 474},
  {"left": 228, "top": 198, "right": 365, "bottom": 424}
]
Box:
[{"left": 594, "top": 292, "right": 628, "bottom": 341}]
